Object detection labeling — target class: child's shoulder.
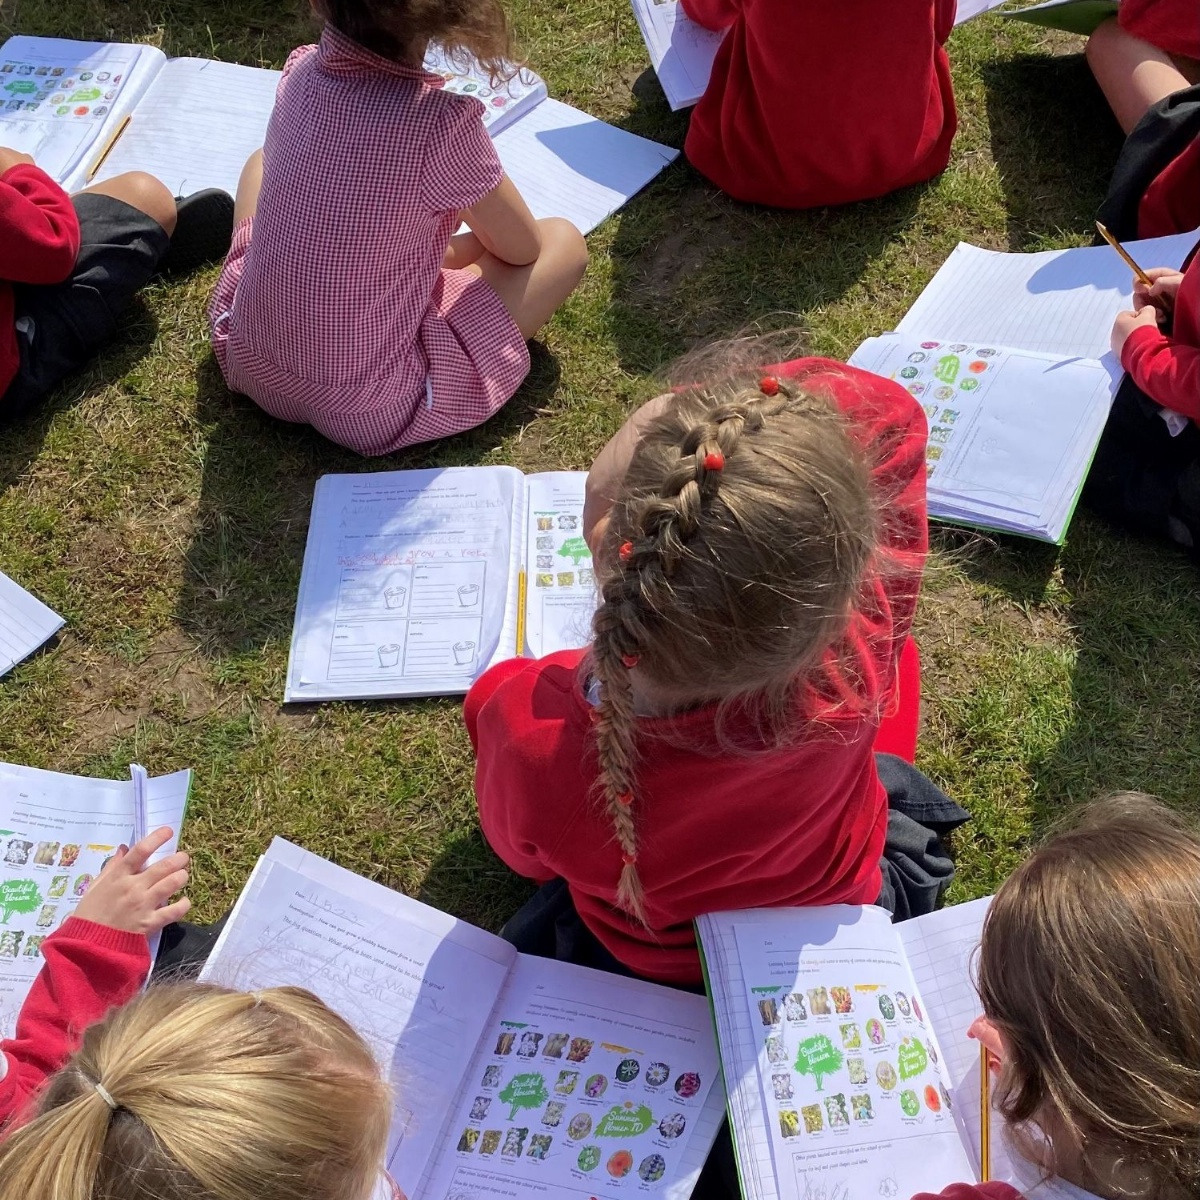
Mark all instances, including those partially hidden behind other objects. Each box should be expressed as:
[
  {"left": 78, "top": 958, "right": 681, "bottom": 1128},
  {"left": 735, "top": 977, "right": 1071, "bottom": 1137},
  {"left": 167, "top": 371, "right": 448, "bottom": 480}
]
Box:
[
  {"left": 778, "top": 356, "right": 926, "bottom": 437},
  {"left": 464, "top": 650, "right": 587, "bottom": 745}
]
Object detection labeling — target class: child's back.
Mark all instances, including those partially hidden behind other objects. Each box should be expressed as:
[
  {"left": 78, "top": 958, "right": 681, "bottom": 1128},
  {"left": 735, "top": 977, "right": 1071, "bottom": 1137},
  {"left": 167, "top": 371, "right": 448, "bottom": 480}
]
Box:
[
  {"left": 681, "top": 0, "right": 957, "bottom": 209},
  {"left": 468, "top": 356, "right": 933, "bottom": 985},
  {"left": 214, "top": 29, "right": 528, "bottom": 454}
]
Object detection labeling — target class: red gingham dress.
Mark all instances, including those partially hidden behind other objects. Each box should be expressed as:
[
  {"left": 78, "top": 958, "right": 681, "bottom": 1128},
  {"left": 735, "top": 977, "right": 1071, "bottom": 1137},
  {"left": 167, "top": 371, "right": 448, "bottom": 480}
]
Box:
[{"left": 208, "top": 27, "right": 530, "bottom": 456}]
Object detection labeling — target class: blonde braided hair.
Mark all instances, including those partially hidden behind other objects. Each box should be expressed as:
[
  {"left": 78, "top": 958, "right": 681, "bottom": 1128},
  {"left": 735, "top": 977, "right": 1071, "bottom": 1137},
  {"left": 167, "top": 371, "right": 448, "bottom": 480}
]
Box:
[{"left": 590, "top": 371, "right": 878, "bottom": 924}]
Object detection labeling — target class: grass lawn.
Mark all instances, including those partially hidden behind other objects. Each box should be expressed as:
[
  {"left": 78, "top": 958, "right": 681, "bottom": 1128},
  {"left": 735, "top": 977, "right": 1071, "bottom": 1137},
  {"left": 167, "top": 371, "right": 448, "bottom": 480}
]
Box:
[{"left": 2, "top": 0, "right": 1199, "bottom": 931}]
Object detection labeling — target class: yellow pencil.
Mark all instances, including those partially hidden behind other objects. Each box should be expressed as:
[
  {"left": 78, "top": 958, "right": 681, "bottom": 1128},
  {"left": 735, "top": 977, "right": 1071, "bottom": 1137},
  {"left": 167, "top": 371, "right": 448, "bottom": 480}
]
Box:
[
  {"left": 979, "top": 1043, "right": 991, "bottom": 1183},
  {"left": 1095, "top": 221, "right": 1153, "bottom": 289},
  {"left": 515, "top": 570, "right": 527, "bottom": 656},
  {"left": 86, "top": 113, "right": 132, "bottom": 182}
]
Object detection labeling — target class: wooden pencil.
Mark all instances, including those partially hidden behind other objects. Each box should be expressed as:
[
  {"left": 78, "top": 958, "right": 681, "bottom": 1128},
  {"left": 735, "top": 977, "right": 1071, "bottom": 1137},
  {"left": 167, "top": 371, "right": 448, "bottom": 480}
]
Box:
[{"left": 1095, "top": 221, "right": 1154, "bottom": 289}]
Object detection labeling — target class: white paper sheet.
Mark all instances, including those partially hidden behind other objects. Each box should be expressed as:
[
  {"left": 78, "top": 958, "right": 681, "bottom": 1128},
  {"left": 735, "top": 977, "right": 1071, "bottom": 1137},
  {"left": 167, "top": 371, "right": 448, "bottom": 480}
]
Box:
[
  {"left": 0, "top": 569, "right": 63, "bottom": 677},
  {"left": 423, "top": 954, "right": 725, "bottom": 1200},
  {"left": 628, "top": 0, "right": 724, "bottom": 111},
  {"left": 522, "top": 472, "right": 594, "bottom": 658},
  {"left": 492, "top": 98, "right": 678, "bottom": 234},
  {"left": 93, "top": 57, "right": 280, "bottom": 197},
  {"left": 730, "top": 908, "right": 973, "bottom": 1200},
  {"left": 954, "top": 0, "right": 1011, "bottom": 21},
  {"left": 848, "top": 334, "right": 1116, "bottom": 541},
  {"left": 200, "top": 851, "right": 514, "bottom": 1198},
  {"left": 895, "top": 232, "right": 1200, "bottom": 361},
  {"left": 0, "top": 36, "right": 161, "bottom": 190},
  {"left": 0, "top": 762, "right": 189, "bottom": 1037},
  {"left": 286, "top": 467, "right": 525, "bottom": 702}
]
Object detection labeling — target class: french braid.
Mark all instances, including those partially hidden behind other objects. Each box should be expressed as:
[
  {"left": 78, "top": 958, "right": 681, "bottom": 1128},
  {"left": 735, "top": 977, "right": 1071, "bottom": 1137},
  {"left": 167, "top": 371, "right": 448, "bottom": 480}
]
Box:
[{"left": 590, "top": 374, "right": 860, "bottom": 924}]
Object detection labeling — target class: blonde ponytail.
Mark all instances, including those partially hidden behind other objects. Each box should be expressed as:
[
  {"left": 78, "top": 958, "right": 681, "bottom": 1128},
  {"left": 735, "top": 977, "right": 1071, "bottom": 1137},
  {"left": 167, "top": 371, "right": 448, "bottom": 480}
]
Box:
[{"left": 0, "top": 984, "right": 391, "bottom": 1200}]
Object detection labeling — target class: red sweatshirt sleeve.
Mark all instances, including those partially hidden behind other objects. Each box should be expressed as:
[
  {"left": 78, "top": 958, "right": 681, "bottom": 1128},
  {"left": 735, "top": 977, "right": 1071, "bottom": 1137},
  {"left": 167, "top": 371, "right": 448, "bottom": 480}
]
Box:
[
  {"left": 912, "top": 1184, "right": 1023, "bottom": 1200},
  {"left": 679, "top": 0, "right": 740, "bottom": 32},
  {"left": 1121, "top": 324, "right": 1200, "bottom": 422},
  {"left": 0, "top": 917, "right": 149, "bottom": 1126},
  {"left": 0, "top": 163, "right": 80, "bottom": 286}
]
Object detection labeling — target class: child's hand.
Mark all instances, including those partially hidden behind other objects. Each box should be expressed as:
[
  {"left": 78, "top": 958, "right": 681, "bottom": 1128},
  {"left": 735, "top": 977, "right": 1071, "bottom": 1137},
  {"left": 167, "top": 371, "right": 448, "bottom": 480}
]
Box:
[
  {"left": 0, "top": 147, "right": 36, "bottom": 173},
  {"left": 1133, "top": 267, "right": 1184, "bottom": 315},
  {"left": 1111, "top": 305, "right": 1161, "bottom": 357},
  {"left": 74, "top": 827, "right": 190, "bottom": 935}
]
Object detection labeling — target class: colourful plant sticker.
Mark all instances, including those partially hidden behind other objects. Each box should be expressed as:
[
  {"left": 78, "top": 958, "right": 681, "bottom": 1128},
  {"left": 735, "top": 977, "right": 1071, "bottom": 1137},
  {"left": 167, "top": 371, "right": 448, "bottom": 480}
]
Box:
[
  {"left": 933, "top": 356, "right": 960, "bottom": 384},
  {"left": 959, "top": 378, "right": 980, "bottom": 392},
  {"left": 900, "top": 1089, "right": 920, "bottom": 1117},
  {"left": 577, "top": 1145, "right": 601, "bottom": 1172},
  {"left": 897, "top": 1037, "right": 928, "bottom": 1081},
  {"left": 0, "top": 879, "right": 41, "bottom": 924},
  {"left": 596, "top": 1102, "right": 654, "bottom": 1138}
]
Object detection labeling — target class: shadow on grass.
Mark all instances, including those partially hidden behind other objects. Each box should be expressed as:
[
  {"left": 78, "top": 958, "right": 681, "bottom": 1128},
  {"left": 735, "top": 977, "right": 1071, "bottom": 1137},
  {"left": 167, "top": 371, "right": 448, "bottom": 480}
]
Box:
[
  {"left": 176, "top": 343, "right": 563, "bottom": 658},
  {"left": 418, "top": 827, "right": 533, "bottom": 934},
  {"left": 980, "top": 52, "right": 1125, "bottom": 249},
  {"left": 0, "top": 297, "right": 159, "bottom": 489},
  {"left": 948, "top": 512, "right": 1200, "bottom": 822},
  {"left": 605, "top": 159, "right": 933, "bottom": 375}
]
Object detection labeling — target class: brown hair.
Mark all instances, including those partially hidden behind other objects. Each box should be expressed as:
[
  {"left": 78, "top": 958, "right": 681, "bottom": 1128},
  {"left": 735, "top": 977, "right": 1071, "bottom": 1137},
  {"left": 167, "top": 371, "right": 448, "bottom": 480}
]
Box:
[
  {"left": 313, "top": 0, "right": 517, "bottom": 75},
  {"left": 977, "top": 794, "right": 1200, "bottom": 1200},
  {"left": 0, "top": 983, "right": 392, "bottom": 1200},
  {"left": 590, "top": 360, "right": 880, "bottom": 922}
]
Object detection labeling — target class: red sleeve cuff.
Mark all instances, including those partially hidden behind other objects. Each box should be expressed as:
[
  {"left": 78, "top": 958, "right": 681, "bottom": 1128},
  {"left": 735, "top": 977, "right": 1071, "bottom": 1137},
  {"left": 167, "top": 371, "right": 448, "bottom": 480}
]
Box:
[
  {"left": 1121, "top": 322, "right": 1169, "bottom": 373},
  {"left": 51, "top": 917, "right": 150, "bottom": 960}
]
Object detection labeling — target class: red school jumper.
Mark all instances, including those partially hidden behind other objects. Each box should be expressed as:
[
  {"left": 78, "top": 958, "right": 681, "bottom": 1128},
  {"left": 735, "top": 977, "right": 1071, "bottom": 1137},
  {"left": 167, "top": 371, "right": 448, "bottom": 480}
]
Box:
[
  {"left": 466, "top": 358, "right": 929, "bottom": 987},
  {"left": 1119, "top": 0, "right": 1200, "bottom": 61},
  {"left": 0, "top": 163, "right": 80, "bottom": 397},
  {"left": 679, "top": 0, "right": 958, "bottom": 209},
  {"left": 0, "top": 918, "right": 148, "bottom": 1127},
  {"left": 1121, "top": 240, "right": 1200, "bottom": 416}
]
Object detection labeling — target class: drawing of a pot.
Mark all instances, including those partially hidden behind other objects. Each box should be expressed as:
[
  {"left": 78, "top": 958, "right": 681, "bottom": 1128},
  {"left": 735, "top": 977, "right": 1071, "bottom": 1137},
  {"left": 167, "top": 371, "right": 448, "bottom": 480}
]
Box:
[
  {"left": 378, "top": 644, "right": 401, "bottom": 668},
  {"left": 457, "top": 584, "right": 480, "bottom": 607},
  {"left": 453, "top": 640, "right": 476, "bottom": 665},
  {"left": 384, "top": 586, "right": 407, "bottom": 609}
]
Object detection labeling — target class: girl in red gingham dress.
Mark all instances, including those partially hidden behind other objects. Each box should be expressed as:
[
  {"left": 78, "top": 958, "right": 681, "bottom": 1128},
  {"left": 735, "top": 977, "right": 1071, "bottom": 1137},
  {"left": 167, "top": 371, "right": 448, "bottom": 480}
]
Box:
[{"left": 209, "top": 0, "right": 588, "bottom": 456}]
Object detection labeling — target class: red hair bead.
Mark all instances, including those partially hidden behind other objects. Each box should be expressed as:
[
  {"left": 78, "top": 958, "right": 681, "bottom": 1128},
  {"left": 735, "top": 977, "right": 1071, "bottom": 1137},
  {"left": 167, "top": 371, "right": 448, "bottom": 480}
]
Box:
[
  {"left": 703, "top": 451, "right": 725, "bottom": 472},
  {"left": 759, "top": 375, "right": 780, "bottom": 396},
  {"left": 619, "top": 541, "right": 634, "bottom": 562},
  {"left": 617, "top": 791, "right": 634, "bottom": 807},
  {"left": 620, "top": 653, "right": 640, "bottom": 669},
  {"left": 622, "top": 852, "right": 638, "bottom": 866}
]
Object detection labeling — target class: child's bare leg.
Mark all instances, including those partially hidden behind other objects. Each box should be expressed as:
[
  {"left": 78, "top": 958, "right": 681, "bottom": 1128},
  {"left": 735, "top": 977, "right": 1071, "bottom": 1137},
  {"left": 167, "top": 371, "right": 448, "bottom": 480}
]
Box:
[
  {"left": 234, "top": 149, "right": 264, "bottom": 225},
  {"left": 1086, "top": 18, "right": 1194, "bottom": 133},
  {"left": 466, "top": 217, "right": 587, "bottom": 339},
  {"left": 76, "top": 171, "right": 176, "bottom": 235}
]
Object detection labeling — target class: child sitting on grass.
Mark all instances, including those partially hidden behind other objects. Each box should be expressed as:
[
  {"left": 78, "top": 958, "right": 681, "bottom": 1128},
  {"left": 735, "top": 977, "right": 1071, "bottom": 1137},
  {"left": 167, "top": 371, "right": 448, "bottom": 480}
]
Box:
[
  {"left": 678, "top": 0, "right": 958, "bottom": 209},
  {"left": 209, "top": 0, "right": 588, "bottom": 457},
  {"left": 467, "top": 341, "right": 967, "bottom": 989},
  {"left": 2, "top": 148, "right": 232, "bottom": 423},
  {"left": 919, "top": 793, "right": 1200, "bottom": 1200}
]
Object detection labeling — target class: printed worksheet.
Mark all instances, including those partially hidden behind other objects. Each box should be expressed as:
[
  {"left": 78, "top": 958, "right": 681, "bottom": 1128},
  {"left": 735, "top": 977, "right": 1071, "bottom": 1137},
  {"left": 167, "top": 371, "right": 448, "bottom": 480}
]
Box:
[
  {"left": 0, "top": 568, "right": 63, "bottom": 677},
  {"left": 423, "top": 45, "right": 546, "bottom": 134},
  {"left": 0, "top": 762, "right": 190, "bottom": 1037},
  {"left": 733, "top": 911, "right": 972, "bottom": 1200},
  {"left": 523, "top": 472, "right": 595, "bottom": 658},
  {"left": 425, "top": 955, "right": 725, "bottom": 1200},
  {"left": 287, "top": 467, "right": 524, "bottom": 701},
  {"left": 201, "top": 855, "right": 512, "bottom": 1197},
  {"left": 629, "top": 0, "right": 725, "bottom": 110}
]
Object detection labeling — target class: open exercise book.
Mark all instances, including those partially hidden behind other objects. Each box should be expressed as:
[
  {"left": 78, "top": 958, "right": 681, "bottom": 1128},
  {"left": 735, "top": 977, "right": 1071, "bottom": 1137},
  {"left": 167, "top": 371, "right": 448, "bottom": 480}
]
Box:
[
  {"left": 697, "top": 899, "right": 1030, "bottom": 1200},
  {"left": 200, "top": 838, "right": 725, "bottom": 1200},
  {"left": 0, "top": 35, "right": 676, "bottom": 235},
  {"left": 630, "top": 0, "right": 1011, "bottom": 111},
  {"left": 1000, "top": 0, "right": 1119, "bottom": 35},
  {"left": 0, "top": 568, "right": 62, "bottom": 677},
  {"left": 848, "top": 228, "right": 1200, "bottom": 544},
  {"left": 0, "top": 761, "right": 191, "bottom": 1038},
  {"left": 286, "top": 467, "right": 596, "bottom": 702}
]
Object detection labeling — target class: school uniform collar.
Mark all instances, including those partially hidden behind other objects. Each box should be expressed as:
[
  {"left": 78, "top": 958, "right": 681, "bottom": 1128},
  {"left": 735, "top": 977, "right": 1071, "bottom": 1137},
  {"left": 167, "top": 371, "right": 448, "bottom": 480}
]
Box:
[{"left": 317, "top": 23, "right": 440, "bottom": 83}]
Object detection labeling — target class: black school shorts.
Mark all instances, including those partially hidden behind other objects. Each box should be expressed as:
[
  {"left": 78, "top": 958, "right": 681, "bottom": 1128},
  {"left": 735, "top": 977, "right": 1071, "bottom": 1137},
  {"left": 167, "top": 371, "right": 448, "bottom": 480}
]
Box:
[{"left": 2, "top": 192, "right": 169, "bottom": 421}]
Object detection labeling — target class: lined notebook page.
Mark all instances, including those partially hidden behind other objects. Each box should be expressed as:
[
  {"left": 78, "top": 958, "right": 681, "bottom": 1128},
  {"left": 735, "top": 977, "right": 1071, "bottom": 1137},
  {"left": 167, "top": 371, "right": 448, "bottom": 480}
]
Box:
[
  {"left": 896, "top": 231, "right": 1200, "bottom": 359},
  {"left": 696, "top": 913, "right": 779, "bottom": 1200},
  {"left": 94, "top": 57, "right": 280, "bottom": 196},
  {"left": 491, "top": 98, "right": 678, "bottom": 235},
  {"left": 0, "top": 568, "right": 63, "bottom": 677}
]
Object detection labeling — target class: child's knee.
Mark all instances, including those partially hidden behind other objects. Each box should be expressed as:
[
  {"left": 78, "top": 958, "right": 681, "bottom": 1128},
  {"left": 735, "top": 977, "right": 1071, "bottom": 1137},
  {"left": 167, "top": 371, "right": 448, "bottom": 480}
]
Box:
[
  {"left": 539, "top": 217, "right": 588, "bottom": 281},
  {"left": 113, "top": 172, "right": 178, "bottom": 235}
]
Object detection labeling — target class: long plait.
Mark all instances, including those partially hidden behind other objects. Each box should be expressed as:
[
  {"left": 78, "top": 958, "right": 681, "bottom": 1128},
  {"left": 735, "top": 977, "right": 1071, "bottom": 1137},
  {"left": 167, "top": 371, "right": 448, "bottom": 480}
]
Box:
[{"left": 591, "top": 375, "right": 793, "bottom": 924}]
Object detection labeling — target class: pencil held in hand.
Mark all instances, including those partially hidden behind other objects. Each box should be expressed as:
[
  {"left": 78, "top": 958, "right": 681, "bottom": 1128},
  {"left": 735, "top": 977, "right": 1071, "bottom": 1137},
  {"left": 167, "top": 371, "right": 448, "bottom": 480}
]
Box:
[
  {"left": 979, "top": 1042, "right": 991, "bottom": 1182},
  {"left": 1095, "top": 222, "right": 1153, "bottom": 288}
]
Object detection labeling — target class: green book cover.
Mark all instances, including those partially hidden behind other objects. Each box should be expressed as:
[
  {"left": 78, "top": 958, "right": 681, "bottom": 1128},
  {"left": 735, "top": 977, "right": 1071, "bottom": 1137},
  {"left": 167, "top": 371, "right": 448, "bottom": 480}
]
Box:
[{"left": 1002, "top": 0, "right": 1120, "bottom": 37}]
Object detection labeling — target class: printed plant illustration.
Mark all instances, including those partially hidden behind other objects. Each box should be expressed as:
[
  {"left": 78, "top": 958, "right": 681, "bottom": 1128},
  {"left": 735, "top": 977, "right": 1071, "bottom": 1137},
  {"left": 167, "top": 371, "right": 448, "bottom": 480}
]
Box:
[
  {"left": 0, "top": 879, "right": 42, "bottom": 924},
  {"left": 794, "top": 1033, "right": 844, "bottom": 1092},
  {"left": 558, "top": 536, "right": 591, "bottom": 566},
  {"left": 498, "top": 1072, "right": 550, "bottom": 1120}
]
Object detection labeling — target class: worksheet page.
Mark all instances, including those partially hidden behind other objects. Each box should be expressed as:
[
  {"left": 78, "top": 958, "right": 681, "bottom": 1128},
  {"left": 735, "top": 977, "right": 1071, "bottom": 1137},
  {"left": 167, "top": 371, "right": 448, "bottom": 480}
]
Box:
[
  {"left": 0, "top": 764, "right": 189, "bottom": 1036},
  {"left": 94, "top": 57, "right": 280, "bottom": 196},
  {"left": 201, "top": 855, "right": 514, "bottom": 1198},
  {"left": 628, "top": 0, "right": 724, "bottom": 110},
  {"left": 523, "top": 472, "right": 594, "bottom": 658},
  {"left": 286, "top": 467, "right": 524, "bottom": 701},
  {"left": 424, "top": 954, "right": 725, "bottom": 1200},
  {"left": 0, "top": 568, "right": 63, "bottom": 677}
]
